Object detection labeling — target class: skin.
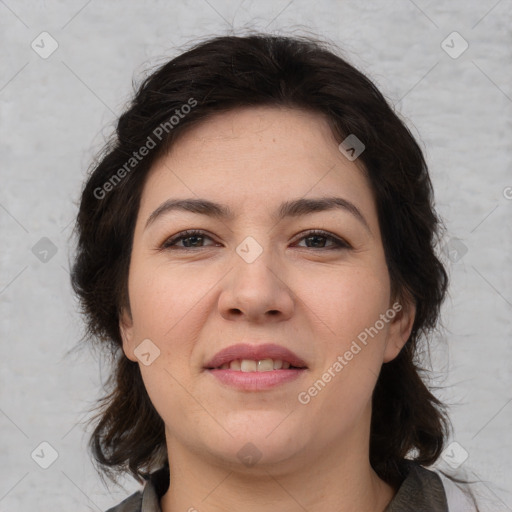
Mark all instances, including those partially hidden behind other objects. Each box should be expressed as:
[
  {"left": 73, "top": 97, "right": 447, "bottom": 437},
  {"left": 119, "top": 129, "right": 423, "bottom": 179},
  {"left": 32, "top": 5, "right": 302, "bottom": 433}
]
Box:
[{"left": 119, "top": 106, "right": 416, "bottom": 512}]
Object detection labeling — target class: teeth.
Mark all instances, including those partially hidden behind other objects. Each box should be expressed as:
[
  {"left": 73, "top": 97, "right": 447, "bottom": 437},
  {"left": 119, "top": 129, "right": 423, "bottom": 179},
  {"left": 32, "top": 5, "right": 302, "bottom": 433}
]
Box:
[
  {"left": 257, "top": 358, "right": 274, "bottom": 372},
  {"left": 240, "top": 359, "right": 257, "bottom": 372},
  {"left": 216, "top": 359, "right": 296, "bottom": 371},
  {"left": 229, "top": 359, "right": 241, "bottom": 371}
]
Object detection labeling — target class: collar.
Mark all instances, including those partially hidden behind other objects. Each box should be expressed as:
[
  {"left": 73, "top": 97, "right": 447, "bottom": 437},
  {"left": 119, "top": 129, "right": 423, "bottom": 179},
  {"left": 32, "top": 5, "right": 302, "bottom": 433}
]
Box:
[
  {"left": 140, "top": 465, "right": 169, "bottom": 511},
  {"left": 384, "top": 459, "right": 449, "bottom": 511},
  {"left": 139, "top": 459, "right": 448, "bottom": 512}
]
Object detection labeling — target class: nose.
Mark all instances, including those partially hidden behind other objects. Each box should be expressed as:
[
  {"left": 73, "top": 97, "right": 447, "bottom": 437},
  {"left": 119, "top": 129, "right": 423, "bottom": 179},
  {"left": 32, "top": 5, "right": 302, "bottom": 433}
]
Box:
[{"left": 218, "top": 246, "right": 295, "bottom": 323}]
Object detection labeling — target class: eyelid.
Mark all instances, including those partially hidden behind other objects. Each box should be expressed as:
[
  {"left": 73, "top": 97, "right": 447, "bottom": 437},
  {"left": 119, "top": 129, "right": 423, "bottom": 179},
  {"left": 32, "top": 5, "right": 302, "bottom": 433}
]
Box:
[
  {"left": 291, "top": 229, "right": 352, "bottom": 249},
  {"left": 160, "top": 228, "right": 351, "bottom": 250},
  {"left": 160, "top": 229, "right": 218, "bottom": 249}
]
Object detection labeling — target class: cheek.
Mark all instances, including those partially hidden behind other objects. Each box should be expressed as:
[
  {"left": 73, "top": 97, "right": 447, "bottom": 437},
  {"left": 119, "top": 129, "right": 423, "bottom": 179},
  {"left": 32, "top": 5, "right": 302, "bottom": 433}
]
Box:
[
  {"left": 299, "top": 265, "right": 391, "bottom": 403},
  {"left": 129, "top": 264, "right": 207, "bottom": 420},
  {"left": 301, "top": 263, "right": 391, "bottom": 343},
  {"left": 127, "top": 260, "right": 218, "bottom": 394},
  {"left": 128, "top": 260, "right": 207, "bottom": 337},
  {"left": 297, "top": 265, "right": 391, "bottom": 413},
  {"left": 128, "top": 253, "right": 391, "bottom": 352}
]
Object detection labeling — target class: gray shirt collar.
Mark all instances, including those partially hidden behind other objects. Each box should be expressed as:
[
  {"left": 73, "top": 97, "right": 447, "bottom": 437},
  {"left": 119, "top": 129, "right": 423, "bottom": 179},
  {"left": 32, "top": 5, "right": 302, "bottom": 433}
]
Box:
[{"left": 108, "top": 460, "right": 449, "bottom": 512}]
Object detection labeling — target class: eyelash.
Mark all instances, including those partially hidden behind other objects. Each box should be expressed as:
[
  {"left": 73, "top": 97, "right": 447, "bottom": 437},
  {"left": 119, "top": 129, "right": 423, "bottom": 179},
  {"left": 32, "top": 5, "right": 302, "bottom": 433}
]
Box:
[{"left": 161, "top": 229, "right": 351, "bottom": 251}]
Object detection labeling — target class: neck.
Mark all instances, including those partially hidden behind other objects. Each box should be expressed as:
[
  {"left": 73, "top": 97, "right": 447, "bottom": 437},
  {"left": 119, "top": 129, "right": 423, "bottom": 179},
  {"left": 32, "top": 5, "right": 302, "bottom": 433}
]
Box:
[{"left": 160, "top": 406, "right": 396, "bottom": 512}]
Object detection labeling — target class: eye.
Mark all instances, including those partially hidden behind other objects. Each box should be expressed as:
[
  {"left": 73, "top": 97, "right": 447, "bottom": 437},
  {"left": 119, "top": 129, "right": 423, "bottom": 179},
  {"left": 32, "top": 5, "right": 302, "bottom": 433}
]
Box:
[
  {"left": 160, "top": 229, "right": 351, "bottom": 251},
  {"left": 161, "top": 229, "right": 218, "bottom": 249},
  {"left": 293, "top": 230, "right": 351, "bottom": 250}
]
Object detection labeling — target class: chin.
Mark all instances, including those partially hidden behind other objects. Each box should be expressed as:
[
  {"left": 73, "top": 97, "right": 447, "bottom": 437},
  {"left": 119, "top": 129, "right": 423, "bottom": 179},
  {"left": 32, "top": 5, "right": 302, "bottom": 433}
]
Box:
[{"left": 200, "top": 414, "right": 309, "bottom": 468}]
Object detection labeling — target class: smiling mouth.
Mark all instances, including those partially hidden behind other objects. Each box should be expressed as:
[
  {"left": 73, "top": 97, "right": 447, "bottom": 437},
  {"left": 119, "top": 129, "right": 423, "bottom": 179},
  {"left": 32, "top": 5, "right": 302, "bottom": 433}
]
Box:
[{"left": 208, "top": 359, "right": 306, "bottom": 372}]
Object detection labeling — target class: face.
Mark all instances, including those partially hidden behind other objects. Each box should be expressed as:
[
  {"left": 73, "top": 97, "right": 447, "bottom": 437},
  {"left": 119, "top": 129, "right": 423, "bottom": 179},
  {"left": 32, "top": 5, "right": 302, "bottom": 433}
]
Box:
[{"left": 120, "top": 106, "right": 415, "bottom": 472}]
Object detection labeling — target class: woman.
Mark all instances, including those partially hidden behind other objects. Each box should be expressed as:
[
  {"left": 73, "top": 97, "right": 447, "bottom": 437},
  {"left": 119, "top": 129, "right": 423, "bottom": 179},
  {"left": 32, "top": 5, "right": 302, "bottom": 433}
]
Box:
[{"left": 71, "top": 33, "right": 480, "bottom": 511}]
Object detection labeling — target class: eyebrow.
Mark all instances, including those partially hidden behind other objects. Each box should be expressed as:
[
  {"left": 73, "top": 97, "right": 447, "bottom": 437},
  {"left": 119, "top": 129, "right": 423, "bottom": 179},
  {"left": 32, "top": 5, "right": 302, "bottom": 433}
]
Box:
[{"left": 144, "top": 196, "right": 371, "bottom": 234}]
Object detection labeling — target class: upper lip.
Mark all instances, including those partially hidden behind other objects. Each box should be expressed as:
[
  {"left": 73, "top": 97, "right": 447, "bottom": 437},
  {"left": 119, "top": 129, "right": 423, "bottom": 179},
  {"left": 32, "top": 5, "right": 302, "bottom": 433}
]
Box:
[{"left": 204, "top": 343, "right": 308, "bottom": 369}]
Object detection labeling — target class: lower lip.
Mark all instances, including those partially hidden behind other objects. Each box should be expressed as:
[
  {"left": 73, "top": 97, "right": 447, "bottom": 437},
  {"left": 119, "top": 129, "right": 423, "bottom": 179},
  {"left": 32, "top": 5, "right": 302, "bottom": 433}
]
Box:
[{"left": 206, "top": 369, "right": 307, "bottom": 390}]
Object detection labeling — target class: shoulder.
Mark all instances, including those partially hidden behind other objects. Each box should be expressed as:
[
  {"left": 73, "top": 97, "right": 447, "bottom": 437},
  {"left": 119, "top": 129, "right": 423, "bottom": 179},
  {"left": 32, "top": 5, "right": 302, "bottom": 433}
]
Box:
[
  {"left": 386, "top": 460, "right": 478, "bottom": 512},
  {"left": 104, "top": 466, "right": 169, "bottom": 512},
  {"left": 386, "top": 460, "right": 449, "bottom": 511}
]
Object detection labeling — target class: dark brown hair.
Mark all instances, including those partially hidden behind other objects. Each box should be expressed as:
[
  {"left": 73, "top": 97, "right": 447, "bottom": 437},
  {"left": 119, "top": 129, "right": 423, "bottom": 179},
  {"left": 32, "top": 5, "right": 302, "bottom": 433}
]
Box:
[{"left": 71, "top": 33, "right": 473, "bottom": 499}]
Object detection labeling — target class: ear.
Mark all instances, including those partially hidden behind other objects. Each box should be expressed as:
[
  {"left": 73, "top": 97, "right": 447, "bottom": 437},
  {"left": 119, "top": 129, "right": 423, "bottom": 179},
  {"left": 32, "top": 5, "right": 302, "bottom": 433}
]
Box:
[
  {"left": 383, "top": 295, "right": 416, "bottom": 363},
  {"left": 119, "top": 308, "right": 138, "bottom": 362}
]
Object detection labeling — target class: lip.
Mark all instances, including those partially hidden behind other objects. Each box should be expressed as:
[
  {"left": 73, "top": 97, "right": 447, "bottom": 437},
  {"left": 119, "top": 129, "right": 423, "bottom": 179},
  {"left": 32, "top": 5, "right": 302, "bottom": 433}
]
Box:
[
  {"left": 207, "top": 368, "right": 307, "bottom": 391},
  {"left": 204, "top": 343, "right": 308, "bottom": 370}
]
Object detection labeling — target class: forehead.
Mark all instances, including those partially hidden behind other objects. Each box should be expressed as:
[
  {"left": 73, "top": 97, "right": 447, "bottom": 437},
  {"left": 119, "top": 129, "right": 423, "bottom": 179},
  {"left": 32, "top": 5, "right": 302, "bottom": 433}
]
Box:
[
  {"left": 164, "top": 106, "right": 341, "bottom": 163},
  {"left": 138, "top": 106, "right": 376, "bottom": 227}
]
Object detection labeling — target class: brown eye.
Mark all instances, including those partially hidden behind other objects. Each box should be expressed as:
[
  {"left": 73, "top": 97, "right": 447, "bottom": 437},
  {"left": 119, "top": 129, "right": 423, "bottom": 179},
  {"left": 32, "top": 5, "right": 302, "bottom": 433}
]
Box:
[
  {"left": 294, "top": 230, "right": 351, "bottom": 250},
  {"left": 162, "top": 230, "right": 218, "bottom": 249}
]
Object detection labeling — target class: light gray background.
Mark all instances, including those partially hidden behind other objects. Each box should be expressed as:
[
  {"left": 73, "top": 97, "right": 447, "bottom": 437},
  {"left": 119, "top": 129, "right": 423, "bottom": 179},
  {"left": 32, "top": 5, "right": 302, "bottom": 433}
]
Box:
[{"left": 1, "top": 1, "right": 511, "bottom": 510}]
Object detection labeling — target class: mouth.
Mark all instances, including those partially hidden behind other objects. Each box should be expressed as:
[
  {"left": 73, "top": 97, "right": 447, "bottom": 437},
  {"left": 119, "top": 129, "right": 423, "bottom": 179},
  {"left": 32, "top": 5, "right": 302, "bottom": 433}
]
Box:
[
  {"left": 207, "top": 358, "right": 305, "bottom": 371},
  {"left": 203, "top": 343, "right": 308, "bottom": 371},
  {"left": 203, "top": 343, "right": 308, "bottom": 390}
]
